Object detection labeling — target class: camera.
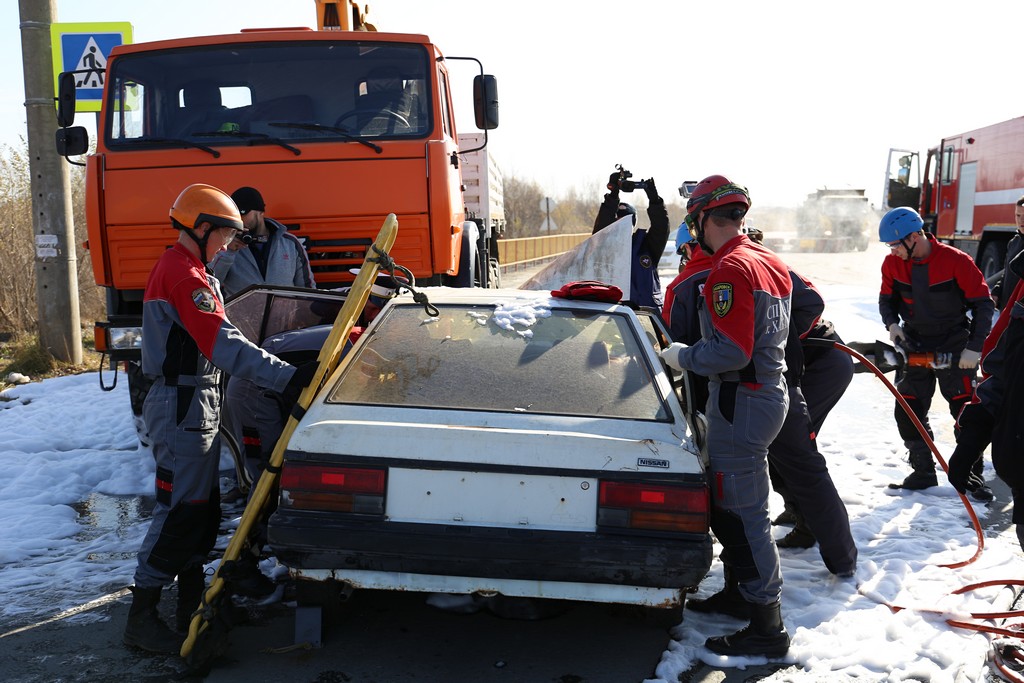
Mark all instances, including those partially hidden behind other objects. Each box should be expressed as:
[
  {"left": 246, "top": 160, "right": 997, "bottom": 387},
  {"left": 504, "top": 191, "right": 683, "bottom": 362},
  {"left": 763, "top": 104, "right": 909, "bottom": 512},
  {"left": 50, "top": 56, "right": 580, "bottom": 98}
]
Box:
[
  {"left": 240, "top": 232, "right": 268, "bottom": 245},
  {"left": 611, "top": 164, "right": 648, "bottom": 192}
]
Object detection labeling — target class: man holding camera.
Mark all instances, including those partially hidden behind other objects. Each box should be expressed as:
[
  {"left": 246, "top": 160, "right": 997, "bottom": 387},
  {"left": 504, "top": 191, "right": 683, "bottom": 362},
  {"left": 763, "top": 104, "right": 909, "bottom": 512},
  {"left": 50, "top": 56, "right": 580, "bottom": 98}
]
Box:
[
  {"left": 210, "top": 186, "right": 316, "bottom": 299},
  {"left": 592, "top": 166, "right": 669, "bottom": 310}
]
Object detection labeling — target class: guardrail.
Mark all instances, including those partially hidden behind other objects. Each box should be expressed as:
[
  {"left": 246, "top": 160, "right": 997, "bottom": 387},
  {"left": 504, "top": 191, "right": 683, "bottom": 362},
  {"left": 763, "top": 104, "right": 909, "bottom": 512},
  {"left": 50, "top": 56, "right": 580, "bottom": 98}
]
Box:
[{"left": 497, "top": 232, "right": 590, "bottom": 275}]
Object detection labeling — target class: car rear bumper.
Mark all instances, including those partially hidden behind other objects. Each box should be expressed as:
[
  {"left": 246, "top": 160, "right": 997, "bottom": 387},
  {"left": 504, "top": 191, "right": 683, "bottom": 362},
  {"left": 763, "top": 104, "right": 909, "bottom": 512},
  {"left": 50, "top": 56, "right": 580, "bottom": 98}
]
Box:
[{"left": 268, "top": 515, "right": 712, "bottom": 589}]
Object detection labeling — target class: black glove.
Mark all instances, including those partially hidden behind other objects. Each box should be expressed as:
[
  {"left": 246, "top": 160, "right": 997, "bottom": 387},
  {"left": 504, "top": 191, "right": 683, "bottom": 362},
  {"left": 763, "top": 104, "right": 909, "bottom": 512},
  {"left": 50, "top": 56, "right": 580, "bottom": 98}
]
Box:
[
  {"left": 946, "top": 444, "right": 977, "bottom": 495},
  {"left": 644, "top": 177, "right": 661, "bottom": 202},
  {"left": 607, "top": 171, "right": 621, "bottom": 192},
  {"left": 281, "top": 361, "right": 319, "bottom": 406}
]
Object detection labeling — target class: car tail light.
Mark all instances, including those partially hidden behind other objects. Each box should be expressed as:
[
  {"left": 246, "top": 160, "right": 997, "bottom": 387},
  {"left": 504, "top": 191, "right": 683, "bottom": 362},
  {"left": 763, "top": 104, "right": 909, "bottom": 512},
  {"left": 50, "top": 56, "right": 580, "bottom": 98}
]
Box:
[
  {"left": 597, "top": 480, "right": 708, "bottom": 534},
  {"left": 279, "top": 463, "right": 385, "bottom": 514}
]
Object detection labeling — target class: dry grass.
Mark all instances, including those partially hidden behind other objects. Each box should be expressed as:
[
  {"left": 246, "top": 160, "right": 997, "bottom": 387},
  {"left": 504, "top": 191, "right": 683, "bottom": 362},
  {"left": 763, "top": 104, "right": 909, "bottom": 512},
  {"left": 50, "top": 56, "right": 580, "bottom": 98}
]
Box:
[{"left": 0, "top": 331, "right": 104, "bottom": 392}]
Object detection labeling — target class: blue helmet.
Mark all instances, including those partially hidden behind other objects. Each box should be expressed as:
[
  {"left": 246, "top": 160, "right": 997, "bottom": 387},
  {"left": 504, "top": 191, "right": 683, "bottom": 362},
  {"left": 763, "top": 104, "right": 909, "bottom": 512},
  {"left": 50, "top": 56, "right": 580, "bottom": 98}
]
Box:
[{"left": 879, "top": 207, "right": 923, "bottom": 243}]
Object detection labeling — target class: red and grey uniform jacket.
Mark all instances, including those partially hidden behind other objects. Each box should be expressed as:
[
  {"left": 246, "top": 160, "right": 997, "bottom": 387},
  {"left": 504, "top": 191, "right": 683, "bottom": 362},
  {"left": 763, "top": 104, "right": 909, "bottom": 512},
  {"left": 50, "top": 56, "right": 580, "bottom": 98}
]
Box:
[
  {"left": 975, "top": 278, "right": 1024, "bottom": 410},
  {"left": 878, "top": 234, "right": 994, "bottom": 354},
  {"left": 676, "top": 234, "right": 792, "bottom": 384},
  {"left": 783, "top": 270, "right": 826, "bottom": 385},
  {"left": 662, "top": 245, "right": 712, "bottom": 345},
  {"left": 141, "top": 243, "right": 295, "bottom": 391}
]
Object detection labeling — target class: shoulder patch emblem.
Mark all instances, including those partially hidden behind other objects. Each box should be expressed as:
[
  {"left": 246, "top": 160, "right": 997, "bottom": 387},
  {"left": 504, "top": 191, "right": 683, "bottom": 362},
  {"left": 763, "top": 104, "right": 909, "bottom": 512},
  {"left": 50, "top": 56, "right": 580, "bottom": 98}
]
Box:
[
  {"left": 191, "top": 288, "right": 217, "bottom": 313},
  {"left": 711, "top": 282, "right": 734, "bottom": 317},
  {"left": 639, "top": 254, "right": 652, "bottom": 269}
]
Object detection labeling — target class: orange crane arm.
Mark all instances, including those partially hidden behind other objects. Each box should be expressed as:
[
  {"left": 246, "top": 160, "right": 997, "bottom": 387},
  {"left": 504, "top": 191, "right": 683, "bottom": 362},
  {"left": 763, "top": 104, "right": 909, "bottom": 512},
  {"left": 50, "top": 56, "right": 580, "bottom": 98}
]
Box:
[{"left": 314, "top": 0, "right": 377, "bottom": 31}]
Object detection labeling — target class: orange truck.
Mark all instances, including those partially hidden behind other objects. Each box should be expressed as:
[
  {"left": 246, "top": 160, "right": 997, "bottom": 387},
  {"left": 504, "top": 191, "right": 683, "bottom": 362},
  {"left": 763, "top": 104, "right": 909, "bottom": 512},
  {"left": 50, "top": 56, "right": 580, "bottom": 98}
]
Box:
[{"left": 55, "top": 0, "right": 499, "bottom": 374}]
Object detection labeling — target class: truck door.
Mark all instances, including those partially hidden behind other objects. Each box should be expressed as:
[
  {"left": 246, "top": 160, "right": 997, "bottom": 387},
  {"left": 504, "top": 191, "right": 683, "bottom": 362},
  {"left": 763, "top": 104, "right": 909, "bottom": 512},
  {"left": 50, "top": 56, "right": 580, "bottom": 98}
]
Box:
[
  {"left": 955, "top": 161, "right": 977, "bottom": 237},
  {"left": 934, "top": 140, "right": 959, "bottom": 238}
]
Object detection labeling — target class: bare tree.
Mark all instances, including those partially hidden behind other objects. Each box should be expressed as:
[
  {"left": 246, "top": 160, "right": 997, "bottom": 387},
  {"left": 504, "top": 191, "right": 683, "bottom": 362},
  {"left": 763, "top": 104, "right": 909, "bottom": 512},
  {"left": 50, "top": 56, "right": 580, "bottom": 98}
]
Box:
[
  {"left": 0, "top": 142, "right": 37, "bottom": 334},
  {"left": 0, "top": 140, "right": 103, "bottom": 336},
  {"left": 503, "top": 175, "right": 545, "bottom": 238},
  {"left": 551, "top": 185, "right": 598, "bottom": 235}
]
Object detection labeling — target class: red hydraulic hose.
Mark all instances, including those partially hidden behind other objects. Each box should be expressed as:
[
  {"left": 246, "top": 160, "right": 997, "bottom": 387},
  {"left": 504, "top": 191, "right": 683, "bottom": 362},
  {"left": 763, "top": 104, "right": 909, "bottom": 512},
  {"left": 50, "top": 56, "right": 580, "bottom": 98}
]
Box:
[
  {"left": 830, "top": 341, "right": 984, "bottom": 567},
  {"left": 825, "top": 341, "right": 1024, "bottom": 680}
]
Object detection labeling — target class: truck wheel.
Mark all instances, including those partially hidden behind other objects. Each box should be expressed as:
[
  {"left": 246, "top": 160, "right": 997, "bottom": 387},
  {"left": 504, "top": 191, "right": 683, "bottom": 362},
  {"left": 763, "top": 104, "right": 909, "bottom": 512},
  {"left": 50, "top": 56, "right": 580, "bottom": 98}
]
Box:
[
  {"left": 219, "top": 424, "right": 251, "bottom": 494},
  {"left": 978, "top": 241, "right": 1007, "bottom": 280},
  {"left": 487, "top": 258, "right": 502, "bottom": 289}
]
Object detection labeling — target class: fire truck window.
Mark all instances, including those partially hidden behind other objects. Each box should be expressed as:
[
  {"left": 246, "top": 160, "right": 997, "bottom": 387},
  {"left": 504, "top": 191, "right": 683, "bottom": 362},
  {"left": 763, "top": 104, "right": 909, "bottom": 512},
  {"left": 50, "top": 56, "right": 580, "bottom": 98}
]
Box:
[{"left": 942, "top": 146, "right": 955, "bottom": 184}]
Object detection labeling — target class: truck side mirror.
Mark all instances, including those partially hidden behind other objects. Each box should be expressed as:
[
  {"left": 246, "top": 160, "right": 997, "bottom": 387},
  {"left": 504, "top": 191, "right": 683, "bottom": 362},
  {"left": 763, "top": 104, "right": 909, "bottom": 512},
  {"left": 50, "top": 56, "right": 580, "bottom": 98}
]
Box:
[
  {"left": 56, "top": 126, "right": 89, "bottom": 158},
  {"left": 57, "top": 72, "right": 78, "bottom": 128},
  {"left": 473, "top": 75, "right": 498, "bottom": 130}
]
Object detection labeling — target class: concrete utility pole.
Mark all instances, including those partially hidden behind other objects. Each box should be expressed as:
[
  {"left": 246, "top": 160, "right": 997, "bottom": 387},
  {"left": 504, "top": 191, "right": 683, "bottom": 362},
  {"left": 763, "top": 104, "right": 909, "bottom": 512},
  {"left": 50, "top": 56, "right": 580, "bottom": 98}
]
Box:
[{"left": 18, "top": 0, "right": 82, "bottom": 363}]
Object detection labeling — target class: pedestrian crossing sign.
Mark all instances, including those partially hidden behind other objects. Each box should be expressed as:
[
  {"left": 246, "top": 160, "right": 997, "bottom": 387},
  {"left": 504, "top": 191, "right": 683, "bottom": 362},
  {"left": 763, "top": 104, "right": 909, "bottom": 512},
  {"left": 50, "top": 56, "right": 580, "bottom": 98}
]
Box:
[{"left": 51, "top": 22, "right": 133, "bottom": 114}]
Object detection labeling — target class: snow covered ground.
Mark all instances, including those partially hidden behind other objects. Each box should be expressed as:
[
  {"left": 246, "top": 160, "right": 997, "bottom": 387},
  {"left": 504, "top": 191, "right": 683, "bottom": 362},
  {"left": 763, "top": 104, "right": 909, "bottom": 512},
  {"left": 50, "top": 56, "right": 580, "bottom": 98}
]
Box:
[{"left": 1, "top": 244, "right": 1022, "bottom": 682}]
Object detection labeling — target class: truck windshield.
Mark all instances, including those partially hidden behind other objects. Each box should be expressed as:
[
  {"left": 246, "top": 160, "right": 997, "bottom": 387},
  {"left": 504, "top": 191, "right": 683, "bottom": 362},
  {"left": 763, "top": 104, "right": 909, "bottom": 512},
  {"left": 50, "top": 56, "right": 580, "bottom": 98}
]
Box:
[{"left": 105, "top": 40, "right": 432, "bottom": 147}]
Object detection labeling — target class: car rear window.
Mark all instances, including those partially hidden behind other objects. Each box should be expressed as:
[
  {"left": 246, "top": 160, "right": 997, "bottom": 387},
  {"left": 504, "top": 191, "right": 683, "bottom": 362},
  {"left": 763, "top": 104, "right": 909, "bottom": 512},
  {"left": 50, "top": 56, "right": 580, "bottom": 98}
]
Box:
[{"left": 327, "top": 302, "right": 670, "bottom": 420}]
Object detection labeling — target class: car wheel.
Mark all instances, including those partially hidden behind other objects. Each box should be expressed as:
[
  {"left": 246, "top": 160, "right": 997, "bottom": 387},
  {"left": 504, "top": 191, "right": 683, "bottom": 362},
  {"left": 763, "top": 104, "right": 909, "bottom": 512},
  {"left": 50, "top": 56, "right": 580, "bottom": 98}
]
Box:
[
  {"left": 979, "top": 241, "right": 1007, "bottom": 280},
  {"left": 644, "top": 603, "right": 684, "bottom": 630}
]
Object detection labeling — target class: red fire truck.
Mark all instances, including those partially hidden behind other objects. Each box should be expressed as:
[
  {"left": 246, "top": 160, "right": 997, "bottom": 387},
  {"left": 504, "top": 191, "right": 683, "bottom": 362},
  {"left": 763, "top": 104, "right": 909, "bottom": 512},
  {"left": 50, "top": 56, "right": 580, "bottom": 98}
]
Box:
[{"left": 883, "top": 115, "right": 1024, "bottom": 279}]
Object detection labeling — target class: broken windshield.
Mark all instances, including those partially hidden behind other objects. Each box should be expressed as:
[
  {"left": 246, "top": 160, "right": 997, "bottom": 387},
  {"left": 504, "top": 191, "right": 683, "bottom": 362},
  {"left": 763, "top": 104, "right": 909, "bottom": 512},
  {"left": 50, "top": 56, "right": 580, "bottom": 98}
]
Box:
[{"left": 328, "top": 303, "right": 671, "bottom": 420}]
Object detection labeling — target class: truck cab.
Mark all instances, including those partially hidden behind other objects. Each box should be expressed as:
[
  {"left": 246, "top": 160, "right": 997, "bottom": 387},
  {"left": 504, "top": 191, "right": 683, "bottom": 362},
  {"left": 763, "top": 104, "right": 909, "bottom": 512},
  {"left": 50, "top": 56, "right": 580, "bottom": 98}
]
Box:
[{"left": 57, "top": 25, "right": 498, "bottom": 364}]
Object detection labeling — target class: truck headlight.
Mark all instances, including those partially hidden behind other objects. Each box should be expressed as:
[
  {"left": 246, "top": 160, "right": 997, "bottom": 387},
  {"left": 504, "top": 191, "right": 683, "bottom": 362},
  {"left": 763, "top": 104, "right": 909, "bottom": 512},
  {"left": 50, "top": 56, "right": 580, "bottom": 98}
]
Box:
[{"left": 109, "top": 327, "right": 143, "bottom": 350}]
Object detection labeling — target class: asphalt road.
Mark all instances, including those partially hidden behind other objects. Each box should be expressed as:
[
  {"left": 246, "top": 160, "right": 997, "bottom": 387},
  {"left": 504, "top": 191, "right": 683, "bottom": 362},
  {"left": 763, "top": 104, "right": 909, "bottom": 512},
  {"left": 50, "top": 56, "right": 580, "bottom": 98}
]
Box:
[{"left": 1, "top": 587, "right": 681, "bottom": 683}]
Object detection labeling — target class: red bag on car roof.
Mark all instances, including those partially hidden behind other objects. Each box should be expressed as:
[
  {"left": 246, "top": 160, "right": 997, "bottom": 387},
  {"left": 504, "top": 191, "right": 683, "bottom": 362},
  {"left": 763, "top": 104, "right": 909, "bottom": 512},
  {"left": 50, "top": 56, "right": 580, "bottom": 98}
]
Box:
[{"left": 550, "top": 280, "right": 623, "bottom": 303}]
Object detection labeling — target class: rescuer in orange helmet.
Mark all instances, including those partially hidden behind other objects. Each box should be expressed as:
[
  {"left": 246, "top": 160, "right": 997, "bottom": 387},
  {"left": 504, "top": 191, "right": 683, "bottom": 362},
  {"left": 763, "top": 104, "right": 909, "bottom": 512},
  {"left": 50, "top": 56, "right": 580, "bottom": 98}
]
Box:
[{"left": 124, "top": 183, "right": 317, "bottom": 654}]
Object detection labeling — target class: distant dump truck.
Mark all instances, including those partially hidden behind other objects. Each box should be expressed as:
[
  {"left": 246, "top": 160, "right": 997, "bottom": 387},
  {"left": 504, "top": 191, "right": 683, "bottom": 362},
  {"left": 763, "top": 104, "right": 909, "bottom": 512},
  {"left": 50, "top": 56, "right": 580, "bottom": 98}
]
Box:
[{"left": 796, "top": 188, "right": 873, "bottom": 252}]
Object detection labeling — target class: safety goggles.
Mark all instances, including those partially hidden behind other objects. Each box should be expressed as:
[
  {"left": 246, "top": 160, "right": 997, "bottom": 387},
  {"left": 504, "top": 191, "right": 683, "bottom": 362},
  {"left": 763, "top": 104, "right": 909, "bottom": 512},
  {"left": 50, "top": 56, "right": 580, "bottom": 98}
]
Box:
[{"left": 684, "top": 212, "right": 700, "bottom": 240}]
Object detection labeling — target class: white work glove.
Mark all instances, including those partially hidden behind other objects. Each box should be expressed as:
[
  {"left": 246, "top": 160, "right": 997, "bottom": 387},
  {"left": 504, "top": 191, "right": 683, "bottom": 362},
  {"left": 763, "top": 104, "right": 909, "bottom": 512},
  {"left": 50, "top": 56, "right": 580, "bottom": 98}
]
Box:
[
  {"left": 659, "top": 342, "right": 688, "bottom": 371},
  {"left": 888, "top": 323, "right": 906, "bottom": 345},
  {"left": 958, "top": 348, "right": 981, "bottom": 370}
]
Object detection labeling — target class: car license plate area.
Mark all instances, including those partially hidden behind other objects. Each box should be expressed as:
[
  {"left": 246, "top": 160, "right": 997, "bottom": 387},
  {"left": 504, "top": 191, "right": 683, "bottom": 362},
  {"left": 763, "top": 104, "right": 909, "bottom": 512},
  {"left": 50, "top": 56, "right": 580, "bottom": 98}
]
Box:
[{"left": 386, "top": 468, "right": 597, "bottom": 531}]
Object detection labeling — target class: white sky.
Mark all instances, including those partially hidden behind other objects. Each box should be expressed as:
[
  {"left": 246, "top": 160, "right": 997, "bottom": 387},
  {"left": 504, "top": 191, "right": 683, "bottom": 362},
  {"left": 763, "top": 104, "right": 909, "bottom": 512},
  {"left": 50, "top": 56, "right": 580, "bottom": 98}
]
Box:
[
  {"left": 2, "top": 247, "right": 1023, "bottom": 681},
  {"left": 3, "top": 1, "right": 1023, "bottom": 208}
]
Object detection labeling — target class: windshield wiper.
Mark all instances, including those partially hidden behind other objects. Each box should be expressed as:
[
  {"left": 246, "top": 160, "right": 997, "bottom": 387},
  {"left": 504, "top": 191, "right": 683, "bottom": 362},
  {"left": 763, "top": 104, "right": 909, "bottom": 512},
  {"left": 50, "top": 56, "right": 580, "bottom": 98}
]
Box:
[
  {"left": 194, "top": 130, "right": 301, "bottom": 156},
  {"left": 130, "top": 137, "right": 220, "bottom": 157},
  {"left": 267, "top": 122, "right": 382, "bottom": 154}
]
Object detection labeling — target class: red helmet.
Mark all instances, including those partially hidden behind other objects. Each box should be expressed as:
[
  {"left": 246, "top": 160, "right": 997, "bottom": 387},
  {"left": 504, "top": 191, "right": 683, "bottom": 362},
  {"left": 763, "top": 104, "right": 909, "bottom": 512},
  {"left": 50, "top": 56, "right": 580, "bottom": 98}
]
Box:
[{"left": 685, "top": 175, "right": 751, "bottom": 216}]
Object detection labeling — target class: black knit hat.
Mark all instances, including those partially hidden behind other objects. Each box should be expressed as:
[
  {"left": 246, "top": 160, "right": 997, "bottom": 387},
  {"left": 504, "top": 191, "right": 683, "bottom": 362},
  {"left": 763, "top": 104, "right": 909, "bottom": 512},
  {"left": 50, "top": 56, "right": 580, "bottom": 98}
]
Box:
[{"left": 231, "top": 186, "right": 265, "bottom": 215}]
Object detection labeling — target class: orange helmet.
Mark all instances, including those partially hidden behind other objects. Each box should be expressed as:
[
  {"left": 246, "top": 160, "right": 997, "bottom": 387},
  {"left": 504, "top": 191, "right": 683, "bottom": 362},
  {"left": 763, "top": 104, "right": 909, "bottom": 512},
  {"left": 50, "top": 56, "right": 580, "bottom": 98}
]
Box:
[{"left": 169, "top": 183, "right": 244, "bottom": 232}]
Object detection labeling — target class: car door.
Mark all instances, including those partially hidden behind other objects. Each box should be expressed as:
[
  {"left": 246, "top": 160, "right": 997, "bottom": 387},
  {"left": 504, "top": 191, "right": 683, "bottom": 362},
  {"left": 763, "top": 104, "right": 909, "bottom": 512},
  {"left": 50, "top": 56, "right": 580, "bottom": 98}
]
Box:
[{"left": 634, "top": 310, "right": 707, "bottom": 459}]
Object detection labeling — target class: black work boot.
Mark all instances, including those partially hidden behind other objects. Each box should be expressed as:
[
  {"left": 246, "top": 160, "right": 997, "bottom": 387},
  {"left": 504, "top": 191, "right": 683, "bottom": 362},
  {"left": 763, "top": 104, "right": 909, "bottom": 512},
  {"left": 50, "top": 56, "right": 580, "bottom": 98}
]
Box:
[
  {"left": 175, "top": 566, "right": 206, "bottom": 634},
  {"left": 776, "top": 524, "right": 816, "bottom": 549},
  {"left": 222, "top": 553, "right": 276, "bottom": 599},
  {"left": 123, "top": 586, "right": 184, "bottom": 654},
  {"left": 687, "top": 567, "right": 750, "bottom": 620},
  {"left": 966, "top": 459, "right": 995, "bottom": 502},
  {"left": 771, "top": 506, "right": 798, "bottom": 527},
  {"left": 706, "top": 600, "right": 790, "bottom": 657},
  {"left": 889, "top": 449, "right": 937, "bottom": 490}
]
